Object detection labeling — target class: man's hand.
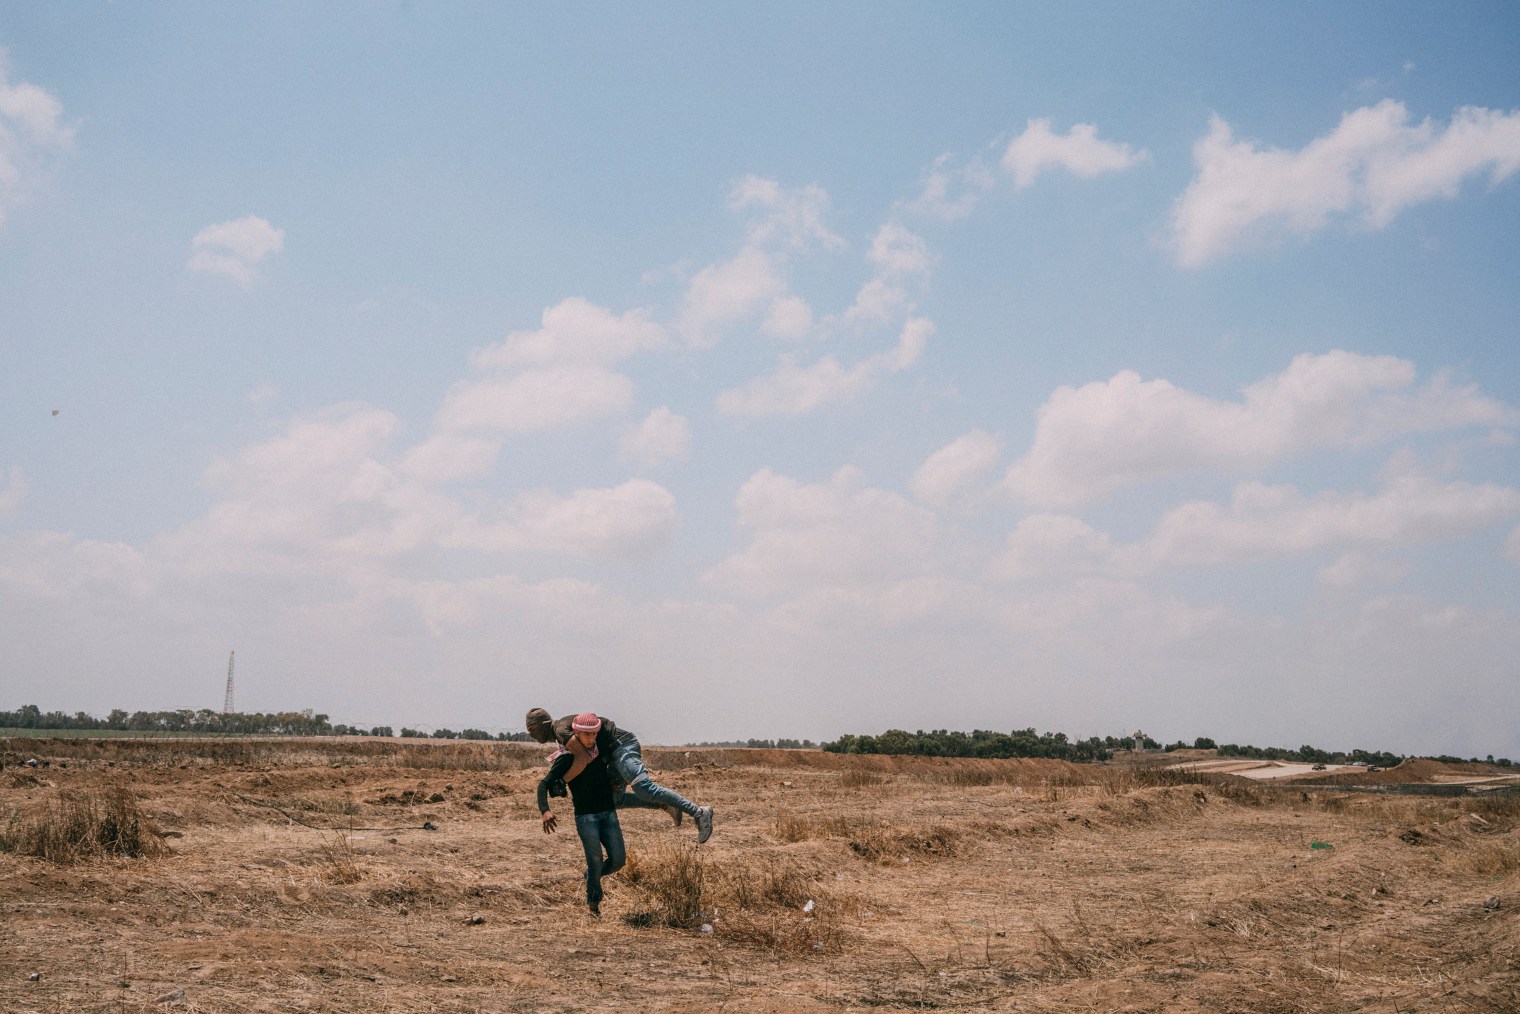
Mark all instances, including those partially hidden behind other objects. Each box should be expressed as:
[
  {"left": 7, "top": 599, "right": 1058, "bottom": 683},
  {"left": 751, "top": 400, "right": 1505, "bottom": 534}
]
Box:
[{"left": 541, "top": 810, "right": 558, "bottom": 834}]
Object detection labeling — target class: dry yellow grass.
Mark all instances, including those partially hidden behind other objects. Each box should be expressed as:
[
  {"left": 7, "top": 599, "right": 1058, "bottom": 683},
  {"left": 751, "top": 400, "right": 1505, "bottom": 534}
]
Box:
[{"left": 1, "top": 737, "right": 1516, "bottom": 1012}]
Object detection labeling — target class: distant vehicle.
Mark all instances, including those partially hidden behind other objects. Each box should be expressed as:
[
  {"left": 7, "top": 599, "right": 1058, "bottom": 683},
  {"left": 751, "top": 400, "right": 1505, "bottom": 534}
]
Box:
[{"left": 1311, "top": 763, "right": 1327, "bottom": 770}]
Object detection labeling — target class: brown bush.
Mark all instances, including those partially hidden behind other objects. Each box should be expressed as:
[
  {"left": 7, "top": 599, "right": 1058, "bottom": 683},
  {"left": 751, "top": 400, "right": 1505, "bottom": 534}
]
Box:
[{"left": 2, "top": 785, "right": 166, "bottom": 864}]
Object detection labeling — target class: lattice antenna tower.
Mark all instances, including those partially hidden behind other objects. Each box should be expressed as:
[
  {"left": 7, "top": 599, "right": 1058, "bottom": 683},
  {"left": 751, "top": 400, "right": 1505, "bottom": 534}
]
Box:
[{"left": 223, "top": 651, "right": 236, "bottom": 714}]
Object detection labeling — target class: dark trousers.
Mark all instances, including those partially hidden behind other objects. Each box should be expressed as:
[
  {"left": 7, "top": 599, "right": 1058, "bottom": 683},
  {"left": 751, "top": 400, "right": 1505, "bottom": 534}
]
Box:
[{"left": 573, "top": 809, "right": 625, "bottom": 906}]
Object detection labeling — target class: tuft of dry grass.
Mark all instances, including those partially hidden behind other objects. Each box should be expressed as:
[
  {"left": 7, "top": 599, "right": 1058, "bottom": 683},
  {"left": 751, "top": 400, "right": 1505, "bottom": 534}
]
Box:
[
  {"left": 839, "top": 768, "right": 887, "bottom": 789},
  {"left": 621, "top": 843, "right": 709, "bottom": 928},
  {"left": 620, "top": 843, "right": 845, "bottom": 953},
  {"left": 774, "top": 810, "right": 852, "bottom": 843},
  {"left": 1, "top": 784, "right": 166, "bottom": 863},
  {"left": 847, "top": 821, "right": 961, "bottom": 863},
  {"left": 317, "top": 830, "right": 364, "bottom": 884}
]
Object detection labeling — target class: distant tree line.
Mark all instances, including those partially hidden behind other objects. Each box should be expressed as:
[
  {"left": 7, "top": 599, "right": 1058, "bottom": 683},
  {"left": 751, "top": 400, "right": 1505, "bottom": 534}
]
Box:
[
  {"left": 823, "top": 728, "right": 1113, "bottom": 762},
  {"left": 824, "top": 727, "right": 1512, "bottom": 768},
  {"left": 0, "top": 704, "right": 531, "bottom": 741},
  {"left": 1201, "top": 742, "right": 1405, "bottom": 768}
]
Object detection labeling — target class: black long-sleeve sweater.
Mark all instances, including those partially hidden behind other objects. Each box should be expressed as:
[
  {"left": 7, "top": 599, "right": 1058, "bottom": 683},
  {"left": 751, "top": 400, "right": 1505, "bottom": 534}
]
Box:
[{"left": 536, "top": 751, "right": 616, "bottom": 816}]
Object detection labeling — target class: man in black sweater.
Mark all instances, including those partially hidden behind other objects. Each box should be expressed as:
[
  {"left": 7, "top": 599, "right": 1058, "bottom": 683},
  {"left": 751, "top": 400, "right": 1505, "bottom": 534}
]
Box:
[
  {"left": 537, "top": 713, "right": 625, "bottom": 917},
  {"left": 526, "top": 707, "right": 714, "bottom": 844}
]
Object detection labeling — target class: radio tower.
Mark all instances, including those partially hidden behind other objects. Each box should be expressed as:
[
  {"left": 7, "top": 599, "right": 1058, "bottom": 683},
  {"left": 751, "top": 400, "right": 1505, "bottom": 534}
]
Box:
[{"left": 223, "top": 651, "right": 236, "bottom": 714}]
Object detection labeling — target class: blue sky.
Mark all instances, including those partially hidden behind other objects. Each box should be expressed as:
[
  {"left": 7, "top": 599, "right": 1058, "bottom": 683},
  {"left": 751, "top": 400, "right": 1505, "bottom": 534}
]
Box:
[{"left": 2, "top": 3, "right": 1518, "bottom": 755}]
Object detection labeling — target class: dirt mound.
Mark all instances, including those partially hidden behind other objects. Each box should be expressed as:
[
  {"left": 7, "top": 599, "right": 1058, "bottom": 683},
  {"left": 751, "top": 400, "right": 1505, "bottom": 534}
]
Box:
[
  {"left": 1335, "top": 758, "right": 1491, "bottom": 785},
  {"left": 647, "top": 746, "right": 1082, "bottom": 780}
]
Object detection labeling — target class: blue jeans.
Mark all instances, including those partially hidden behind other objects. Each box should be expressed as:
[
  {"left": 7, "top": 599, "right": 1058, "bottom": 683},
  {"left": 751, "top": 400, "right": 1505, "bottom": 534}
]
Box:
[
  {"left": 609, "top": 735, "right": 698, "bottom": 817},
  {"left": 574, "top": 810, "right": 625, "bottom": 907}
]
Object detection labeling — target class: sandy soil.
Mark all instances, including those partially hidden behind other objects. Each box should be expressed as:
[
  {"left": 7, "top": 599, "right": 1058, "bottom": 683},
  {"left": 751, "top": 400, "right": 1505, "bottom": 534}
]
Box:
[{"left": 1, "top": 739, "right": 1517, "bottom": 1013}]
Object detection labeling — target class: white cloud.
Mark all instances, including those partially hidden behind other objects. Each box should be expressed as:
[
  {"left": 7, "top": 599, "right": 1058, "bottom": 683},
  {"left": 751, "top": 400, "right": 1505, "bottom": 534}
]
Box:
[
  {"left": 677, "top": 177, "right": 844, "bottom": 346},
  {"left": 904, "top": 152, "right": 997, "bottom": 221},
  {"left": 716, "top": 316, "right": 932, "bottom": 418},
  {"left": 840, "top": 222, "right": 934, "bottom": 327},
  {"left": 436, "top": 367, "right": 634, "bottom": 434},
  {"left": 910, "top": 429, "right": 1001, "bottom": 507},
  {"left": 0, "top": 465, "right": 29, "bottom": 517},
  {"left": 620, "top": 407, "right": 691, "bottom": 469},
  {"left": 1171, "top": 101, "right": 1520, "bottom": 265},
  {"left": 704, "top": 467, "right": 940, "bottom": 598},
  {"left": 1004, "top": 351, "right": 1516, "bottom": 508},
  {"left": 991, "top": 513, "right": 1117, "bottom": 582},
  {"left": 450, "top": 479, "right": 678, "bottom": 559},
  {"left": 398, "top": 433, "right": 504, "bottom": 483},
  {"left": 761, "top": 295, "right": 814, "bottom": 341},
  {"left": 187, "top": 215, "right": 286, "bottom": 285},
  {"left": 1001, "top": 118, "right": 1148, "bottom": 189},
  {"left": 1141, "top": 473, "right": 1520, "bottom": 568},
  {"left": 247, "top": 383, "right": 280, "bottom": 406},
  {"left": 728, "top": 173, "right": 844, "bottom": 250},
  {"left": 157, "top": 403, "right": 465, "bottom": 578},
  {"left": 1317, "top": 552, "right": 1410, "bottom": 588},
  {"left": 0, "top": 56, "right": 73, "bottom": 228},
  {"left": 471, "top": 297, "right": 668, "bottom": 369},
  {"left": 677, "top": 246, "right": 787, "bottom": 346}
]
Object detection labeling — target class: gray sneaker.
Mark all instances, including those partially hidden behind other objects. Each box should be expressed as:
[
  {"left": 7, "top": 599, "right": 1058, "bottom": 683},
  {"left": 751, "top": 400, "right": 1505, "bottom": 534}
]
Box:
[
  {"left": 663, "top": 804, "right": 684, "bottom": 828},
  {"left": 695, "top": 805, "right": 714, "bottom": 844}
]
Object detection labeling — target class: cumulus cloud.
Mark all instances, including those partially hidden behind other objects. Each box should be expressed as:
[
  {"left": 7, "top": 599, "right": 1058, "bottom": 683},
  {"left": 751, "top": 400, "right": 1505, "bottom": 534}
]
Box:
[
  {"left": 187, "top": 215, "right": 286, "bottom": 285},
  {"left": 761, "top": 295, "right": 815, "bottom": 341},
  {"left": 840, "top": 222, "right": 934, "bottom": 326},
  {"left": 439, "top": 296, "right": 667, "bottom": 437},
  {"left": 436, "top": 367, "right": 634, "bottom": 435},
  {"left": 1140, "top": 473, "right": 1520, "bottom": 568},
  {"left": 0, "top": 56, "right": 73, "bottom": 228},
  {"left": 471, "top": 297, "right": 668, "bottom": 369},
  {"left": 1506, "top": 524, "right": 1520, "bottom": 563},
  {"left": 161, "top": 403, "right": 457, "bottom": 576},
  {"left": 451, "top": 479, "right": 678, "bottom": 559},
  {"left": 1001, "top": 118, "right": 1148, "bottom": 189},
  {"left": 991, "top": 513, "right": 1117, "bottom": 582},
  {"left": 727, "top": 174, "right": 843, "bottom": 250},
  {"left": 1004, "top": 351, "right": 1516, "bottom": 508},
  {"left": 704, "top": 466, "right": 940, "bottom": 598},
  {"left": 0, "top": 465, "right": 28, "bottom": 517},
  {"left": 676, "top": 176, "right": 843, "bottom": 346},
  {"left": 910, "top": 429, "right": 1001, "bottom": 507},
  {"left": 164, "top": 402, "right": 677, "bottom": 574},
  {"left": 677, "top": 246, "right": 787, "bottom": 346},
  {"left": 715, "top": 317, "right": 932, "bottom": 417},
  {"left": 1171, "top": 101, "right": 1520, "bottom": 265},
  {"left": 1317, "top": 552, "right": 1410, "bottom": 588},
  {"left": 904, "top": 152, "right": 997, "bottom": 221},
  {"left": 398, "top": 433, "right": 504, "bottom": 483},
  {"left": 620, "top": 407, "right": 691, "bottom": 469}
]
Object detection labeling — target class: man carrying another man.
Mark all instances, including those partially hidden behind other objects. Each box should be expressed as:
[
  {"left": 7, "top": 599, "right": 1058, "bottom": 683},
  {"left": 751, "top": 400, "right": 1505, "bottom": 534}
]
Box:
[{"left": 526, "top": 707, "right": 714, "bottom": 844}]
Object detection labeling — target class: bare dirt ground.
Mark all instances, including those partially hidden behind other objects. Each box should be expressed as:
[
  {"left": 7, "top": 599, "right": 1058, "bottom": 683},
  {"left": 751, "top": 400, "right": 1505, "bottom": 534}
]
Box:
[{"left": 2, "top": 738, "right": 1516, "bottom": 1013}]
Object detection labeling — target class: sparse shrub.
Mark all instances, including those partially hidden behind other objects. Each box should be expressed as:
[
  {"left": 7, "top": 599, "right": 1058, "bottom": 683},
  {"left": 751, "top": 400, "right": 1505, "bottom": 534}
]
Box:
[
  {"left": 317, "top": 831, "right": 363, "bottom": 884},
  {"left": 848, "top": 822, "right": 960, "bottom": 863},
  {"left": 1464, "top": 839, "right": 1520, "bottom": 876},
  {"left": 621, "top": 843, "right": 708, "bottom": 928},
  {"left": 621, "top": 844, "right": 844, "bottom": 953},
  {"left": 774, "top": 811, "right": 851, "bottom": 843},
  {"left": 1, "top": 785, "right": 166, "bottom": 864},
  {"left": 840, "top": 768, "right": 886, "bottom": 789}
]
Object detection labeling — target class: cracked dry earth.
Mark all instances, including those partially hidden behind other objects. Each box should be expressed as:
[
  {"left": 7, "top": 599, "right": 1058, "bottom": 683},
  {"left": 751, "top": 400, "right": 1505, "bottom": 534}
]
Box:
[{"left": 1, "top": 739, "right": 1517, "bottom": 1013}]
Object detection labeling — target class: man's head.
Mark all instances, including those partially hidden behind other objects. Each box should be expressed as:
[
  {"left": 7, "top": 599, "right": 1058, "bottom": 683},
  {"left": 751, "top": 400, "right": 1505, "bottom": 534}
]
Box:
[
  {"left": 571, "top": 712, "right": 601, "bottom": 749},
  {"left": 525, "top": 707, "right": 554, "bottom": 743}
]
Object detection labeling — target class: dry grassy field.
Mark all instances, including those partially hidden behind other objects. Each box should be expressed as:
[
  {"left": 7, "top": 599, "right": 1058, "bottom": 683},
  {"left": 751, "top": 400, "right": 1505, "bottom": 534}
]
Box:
[{"left": 2, "top": 737, "right": 1517, "bottom": 1013}]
